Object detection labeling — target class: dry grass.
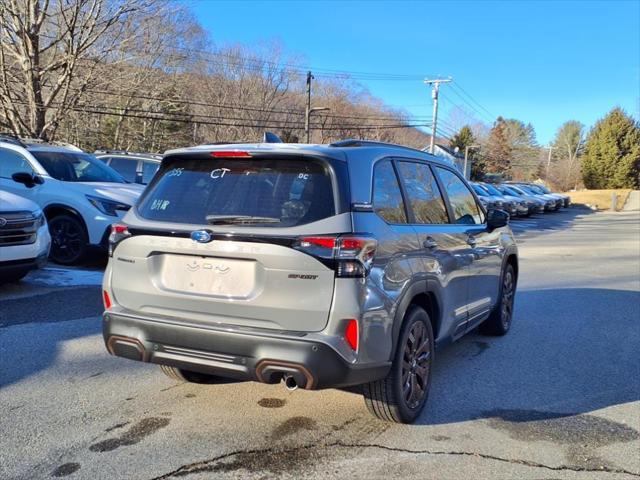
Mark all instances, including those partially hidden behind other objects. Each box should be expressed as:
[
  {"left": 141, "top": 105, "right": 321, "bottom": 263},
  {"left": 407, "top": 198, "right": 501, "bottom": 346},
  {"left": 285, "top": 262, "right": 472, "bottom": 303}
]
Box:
[{"left": 564, "top": 189, "right": 633, "bottom": 211}]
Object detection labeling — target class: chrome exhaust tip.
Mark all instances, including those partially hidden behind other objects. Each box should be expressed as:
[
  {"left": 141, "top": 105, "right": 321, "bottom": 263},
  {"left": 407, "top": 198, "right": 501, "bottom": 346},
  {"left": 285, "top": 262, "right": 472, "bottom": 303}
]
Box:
[{"left": 283, "top": 374, "right": 298, "bottom": 391}]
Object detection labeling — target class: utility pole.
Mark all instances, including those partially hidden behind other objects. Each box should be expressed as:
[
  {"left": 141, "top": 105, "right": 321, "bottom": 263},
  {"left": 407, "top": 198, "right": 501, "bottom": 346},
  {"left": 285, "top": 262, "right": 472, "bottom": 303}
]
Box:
[
  {"left": 304, "top": 70, "right": 329, "bottom": 143},
  {"left": 424, "top": 77, "right": 452, "bottom": 154},
  {"left": 464, "top": 144, "right": 480, "bottom": 180},
  {"left": 305, "top": 71, "right": 313, "bottom": 143},
  {"left": 545, "top": 145, "right": 555, "bottom": 177}
]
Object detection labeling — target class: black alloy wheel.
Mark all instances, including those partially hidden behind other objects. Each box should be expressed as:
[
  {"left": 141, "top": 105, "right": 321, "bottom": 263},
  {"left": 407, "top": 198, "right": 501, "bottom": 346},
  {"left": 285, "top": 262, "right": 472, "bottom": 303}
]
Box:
[
  {"left": 481, "top": 263, "right": 517, "bottom": 336},
  {"left": 49, "top": 214, "right": 88, "bottom": 265},
  {"left": 402, "top": 320, "right": 432, "bottom": 409}
]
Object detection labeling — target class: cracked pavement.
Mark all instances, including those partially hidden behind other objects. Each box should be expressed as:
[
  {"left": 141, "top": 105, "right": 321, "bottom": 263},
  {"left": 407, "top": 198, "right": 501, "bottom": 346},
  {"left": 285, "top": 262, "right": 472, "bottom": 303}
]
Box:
[{"left": 1, "top": 209, "right": 639, "bottom": 479}]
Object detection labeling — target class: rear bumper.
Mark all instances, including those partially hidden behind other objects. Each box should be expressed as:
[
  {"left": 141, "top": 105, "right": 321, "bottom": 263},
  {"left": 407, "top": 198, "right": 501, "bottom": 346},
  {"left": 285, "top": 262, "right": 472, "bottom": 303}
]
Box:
[{"left": 103, "top": 310, "right": 390, "bottom": 389}]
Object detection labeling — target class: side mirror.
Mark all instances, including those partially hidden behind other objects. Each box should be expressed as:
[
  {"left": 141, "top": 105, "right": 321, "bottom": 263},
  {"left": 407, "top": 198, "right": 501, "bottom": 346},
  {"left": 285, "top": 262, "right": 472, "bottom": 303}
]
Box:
[
  {"left": 487, "top": 209, "right": 509, "bottom": 230},
  {"left": 12, "top": 171, "right": 43, "bottom": 188}
]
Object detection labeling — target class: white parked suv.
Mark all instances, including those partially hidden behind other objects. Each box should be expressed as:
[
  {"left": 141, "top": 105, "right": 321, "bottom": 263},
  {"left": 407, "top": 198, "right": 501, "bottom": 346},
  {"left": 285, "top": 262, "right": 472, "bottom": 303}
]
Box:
[
  {"left": 0, "top": 190, "right": 51, "bottom": 282},
  {"left": 0, "top": 135, "right": 145, "bottom": 264}
]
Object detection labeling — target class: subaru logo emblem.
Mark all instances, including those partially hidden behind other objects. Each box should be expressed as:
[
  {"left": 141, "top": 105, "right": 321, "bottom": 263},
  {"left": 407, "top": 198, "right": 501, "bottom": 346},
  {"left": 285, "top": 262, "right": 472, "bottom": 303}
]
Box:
[
  {"left": 0, "top": 218, "right": 6, "bottom": 227},
  {"left": 191, "top": 230, "right": 212, "bottom": 243}
]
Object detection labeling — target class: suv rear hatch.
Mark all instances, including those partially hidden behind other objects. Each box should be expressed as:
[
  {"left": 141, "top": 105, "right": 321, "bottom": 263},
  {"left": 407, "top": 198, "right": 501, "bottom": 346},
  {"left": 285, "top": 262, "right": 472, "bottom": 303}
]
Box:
[{"left": 109, "top": 149, "right": 350, "bottom": 332}]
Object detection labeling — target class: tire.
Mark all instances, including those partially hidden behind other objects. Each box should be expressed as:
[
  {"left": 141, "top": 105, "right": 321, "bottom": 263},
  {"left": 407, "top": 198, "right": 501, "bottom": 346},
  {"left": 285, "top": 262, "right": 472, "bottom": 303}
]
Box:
[
  {"left": 480, "top": 263, "right": 516, "bottom": 336},
  {"left": 159, "top": 365, "right": 219, "bottom": 384},
  {"left": 48, "top": 214, "right": 88, "bottom": 265},
  {"left": 363, "top": 306, "right": 434, "bottom": 423}
]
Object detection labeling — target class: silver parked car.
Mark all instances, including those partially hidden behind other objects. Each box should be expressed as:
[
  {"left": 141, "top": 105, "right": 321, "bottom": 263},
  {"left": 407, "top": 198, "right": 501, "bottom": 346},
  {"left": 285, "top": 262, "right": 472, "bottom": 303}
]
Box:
[
  {"left": 477, "top": 182, "right": 529, "bottom": 217},
  {"left": 494, "top": 184, "right": 545, "bottom": 215},
  {"left": 102, "top": 139, "right": 519, "bottom": 423}
]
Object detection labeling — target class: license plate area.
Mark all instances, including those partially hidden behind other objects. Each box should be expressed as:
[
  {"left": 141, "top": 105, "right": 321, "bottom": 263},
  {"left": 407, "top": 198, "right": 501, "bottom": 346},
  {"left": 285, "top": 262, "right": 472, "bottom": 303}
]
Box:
[{"left": 158, "top": 254, "right": 259, "bottom": 298}]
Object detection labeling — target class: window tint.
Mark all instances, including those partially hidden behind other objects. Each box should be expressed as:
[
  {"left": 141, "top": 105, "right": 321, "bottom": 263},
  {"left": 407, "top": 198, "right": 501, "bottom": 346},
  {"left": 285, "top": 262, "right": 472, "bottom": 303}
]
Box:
[
  {"left": 397, "top": 161, "right": 448, "bottom": 224},
  {"left": 0, "top": 148, "right": 33, "bottom": 179},
  {"left": 108, "top": 157, "right": 139, "bottom": 183},
  {"left": 373, "top": 160, "right": 407, "bottom": 224},
  {"left": 141, "top": 161, "right": 159, "bottom": 184},
  {"left": 138, "top": 156, "right": 335, "bottom": 226},
  {"left": 31, "top": 151, "right": 125, "bottom": 183},
  {"left": 435, "top": 167, "right": 484, "bottom": 225}
]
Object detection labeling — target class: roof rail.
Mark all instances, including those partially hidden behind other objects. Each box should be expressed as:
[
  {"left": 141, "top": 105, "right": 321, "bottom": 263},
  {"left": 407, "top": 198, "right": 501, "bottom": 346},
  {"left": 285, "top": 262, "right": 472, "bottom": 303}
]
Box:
[
  {"left": 94, "top": 149, "right": 162, "bottom": 159},
  {"left": 0, "top": 133, "right": 27, "bottom": 148},
  {"left": 329, "top": 139, "right": 431, "bottom": 155}
]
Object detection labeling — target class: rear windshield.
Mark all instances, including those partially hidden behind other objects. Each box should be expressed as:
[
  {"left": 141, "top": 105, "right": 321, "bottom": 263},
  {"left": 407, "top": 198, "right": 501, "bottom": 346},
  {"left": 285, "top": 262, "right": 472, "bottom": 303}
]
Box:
[{"left": 137, "top": 156, "right": 336, "bottom": 226}]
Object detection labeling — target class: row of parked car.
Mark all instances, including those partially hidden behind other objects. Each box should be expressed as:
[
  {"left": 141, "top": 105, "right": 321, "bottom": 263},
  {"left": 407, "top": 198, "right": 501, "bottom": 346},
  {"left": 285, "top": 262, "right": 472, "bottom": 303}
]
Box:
[
  {"left": 1, "top": 133, "right": 569, "bottom": 281},
  {"left": 471, "top": 181, "right": 570, "bottom": 218}
]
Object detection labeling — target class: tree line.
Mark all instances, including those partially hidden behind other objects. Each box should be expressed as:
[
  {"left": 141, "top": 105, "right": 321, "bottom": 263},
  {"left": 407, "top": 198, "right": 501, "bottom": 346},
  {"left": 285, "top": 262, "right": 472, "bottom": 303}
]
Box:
[
  {"left": 0, "top": 0, "right": 430, "bottom": 153},
  {"left": 449, "top": 107, "right": 640, "bottom": 190}
]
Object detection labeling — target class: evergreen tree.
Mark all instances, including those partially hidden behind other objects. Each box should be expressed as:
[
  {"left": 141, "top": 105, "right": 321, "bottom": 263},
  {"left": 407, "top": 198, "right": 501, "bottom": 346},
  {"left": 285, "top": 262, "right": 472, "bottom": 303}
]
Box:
[
  {"left": 449, "top": 125, "right": 484, "bottom": 179},
  {"left": 482, "top": 117, "right": 512, "bottom": 175},
  {"left": 582, "top": 108, "right": 640, "bottom": 189}
]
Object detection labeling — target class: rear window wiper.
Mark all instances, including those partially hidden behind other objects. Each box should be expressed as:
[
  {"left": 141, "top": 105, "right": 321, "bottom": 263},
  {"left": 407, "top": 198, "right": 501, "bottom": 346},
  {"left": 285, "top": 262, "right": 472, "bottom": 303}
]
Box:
[{"left": 206, "top": 215, "right": 281, "bottom": 225}]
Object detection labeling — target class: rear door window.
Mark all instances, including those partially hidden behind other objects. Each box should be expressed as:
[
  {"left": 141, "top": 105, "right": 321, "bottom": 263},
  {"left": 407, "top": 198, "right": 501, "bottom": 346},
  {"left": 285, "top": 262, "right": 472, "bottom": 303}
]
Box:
[
  {"left": 107, "top": 157, "right": 139, "bottom": 183},
  {"left": 138, "top": 156, "right": 335, "bottom": 226},
  {"left": 435, "top": 167, "right": 485, "bottom": 225},
  {"left": 141, "top": 161, "right": 159, "bottom": 184},
  {"left": 397, "top": 161, "right": 449, "bottom": 224},
  {"left": 372, "top": 160, "right": 407, "bottom": 224}
]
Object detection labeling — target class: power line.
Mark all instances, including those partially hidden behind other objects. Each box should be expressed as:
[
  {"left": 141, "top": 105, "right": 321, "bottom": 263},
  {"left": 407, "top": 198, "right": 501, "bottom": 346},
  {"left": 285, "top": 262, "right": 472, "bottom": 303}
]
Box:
[{"left": 450, "top": 82, "right": 496, "bottom": 120}]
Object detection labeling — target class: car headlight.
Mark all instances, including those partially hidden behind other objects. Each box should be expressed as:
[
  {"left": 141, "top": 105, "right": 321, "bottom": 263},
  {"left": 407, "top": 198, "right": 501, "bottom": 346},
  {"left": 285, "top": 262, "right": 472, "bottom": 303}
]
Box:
[
  {"left": 31, "top": 209, "right": 46, "bottom": 227},
  {"left": 495, "top": 200, "right": 504, "bottom": 208},
  {"left": 86, "top": 195, "right": 131, "bottom": 217}
]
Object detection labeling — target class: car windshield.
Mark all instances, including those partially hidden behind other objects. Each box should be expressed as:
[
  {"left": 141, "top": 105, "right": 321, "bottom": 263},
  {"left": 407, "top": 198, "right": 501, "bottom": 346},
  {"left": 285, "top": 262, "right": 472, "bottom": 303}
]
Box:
[
  {"left": 138, "top": 156, "right": 336, "bottom": 226},
  {"left": 471, "top": 184, "right": 489, "bottom": 196},
  {"left": 500, "top": 185, "right": 522, "bottom": 196},
  {"left": 482, "top": 183, "right": 502, "bottom": 196},
  {"left": 522, "top": 184, "right": 544, "bottom": 194},
  {"left": 31, "top": 151, "right": 126, "bottom": 183}
]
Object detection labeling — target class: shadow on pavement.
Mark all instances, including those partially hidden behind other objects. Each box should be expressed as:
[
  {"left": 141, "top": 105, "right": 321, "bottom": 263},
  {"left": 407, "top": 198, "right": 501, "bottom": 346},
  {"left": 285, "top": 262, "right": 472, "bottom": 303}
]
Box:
[{"left": 419, "top": 287, "right": 640, "bottom": 425}]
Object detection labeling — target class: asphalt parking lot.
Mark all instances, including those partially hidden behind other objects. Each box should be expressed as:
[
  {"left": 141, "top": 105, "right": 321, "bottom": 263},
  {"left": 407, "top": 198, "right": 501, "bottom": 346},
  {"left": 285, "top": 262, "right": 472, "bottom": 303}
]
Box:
[{"left": 1, "top": 207, "right": 639, "bottom": 480}]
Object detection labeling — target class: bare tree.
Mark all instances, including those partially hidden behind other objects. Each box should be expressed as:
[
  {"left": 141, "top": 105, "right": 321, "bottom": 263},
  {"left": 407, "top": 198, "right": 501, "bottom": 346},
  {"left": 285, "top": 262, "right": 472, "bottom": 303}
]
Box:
[{"left": 0, "top": 0, "right": 166, "bottom": 140}]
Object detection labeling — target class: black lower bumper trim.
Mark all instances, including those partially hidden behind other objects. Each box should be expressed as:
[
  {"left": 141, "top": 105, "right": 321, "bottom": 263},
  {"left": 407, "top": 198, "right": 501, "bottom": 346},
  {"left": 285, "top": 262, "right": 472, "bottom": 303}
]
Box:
[{"left": 103, "top": 312, "right": 390, "bottom": 389}]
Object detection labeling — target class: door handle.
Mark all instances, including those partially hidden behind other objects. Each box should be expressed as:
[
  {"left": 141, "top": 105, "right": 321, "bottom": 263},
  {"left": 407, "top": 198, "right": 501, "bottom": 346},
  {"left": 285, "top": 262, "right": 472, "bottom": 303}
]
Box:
[
  {"left": 467, "top": 235, "right": 477, "bottom": 247},
  {"left": 423, "top": 236, "right": 438, "bottom": 249}
]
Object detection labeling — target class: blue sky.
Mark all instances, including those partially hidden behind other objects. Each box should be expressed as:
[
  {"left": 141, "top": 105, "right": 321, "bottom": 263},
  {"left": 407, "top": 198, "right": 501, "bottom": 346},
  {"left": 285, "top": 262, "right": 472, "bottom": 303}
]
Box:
[{"left": 191, "top": 0, "right": 639, "bottom": 144}]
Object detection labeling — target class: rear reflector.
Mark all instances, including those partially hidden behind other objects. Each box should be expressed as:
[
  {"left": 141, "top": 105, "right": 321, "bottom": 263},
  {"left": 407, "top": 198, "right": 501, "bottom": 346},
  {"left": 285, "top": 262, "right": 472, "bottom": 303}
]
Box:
[
  {"left": 345, "top": 319, "right": 358, "bottom": 351},
  {"left": 211, "top": 151, "right": 252, "bottom": 158},
  {"left": 103, "top": 290, "right": 112, "bottom": 310}
]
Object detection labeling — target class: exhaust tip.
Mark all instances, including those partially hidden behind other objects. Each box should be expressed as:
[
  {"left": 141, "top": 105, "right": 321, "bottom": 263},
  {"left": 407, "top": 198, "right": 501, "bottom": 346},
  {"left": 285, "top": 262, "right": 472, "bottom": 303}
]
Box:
[{"left": 283, "top": 374, "right": 298, "bottom": 391}]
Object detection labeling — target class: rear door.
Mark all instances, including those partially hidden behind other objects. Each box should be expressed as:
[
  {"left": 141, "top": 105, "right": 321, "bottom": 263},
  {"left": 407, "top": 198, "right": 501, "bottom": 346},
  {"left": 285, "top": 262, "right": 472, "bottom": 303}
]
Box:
[
  {"left": 395, "top": 160, "right": 472, "bottom": 338},
  {"left": 109, "top": 152, "right": 348, "bottom": 332}
]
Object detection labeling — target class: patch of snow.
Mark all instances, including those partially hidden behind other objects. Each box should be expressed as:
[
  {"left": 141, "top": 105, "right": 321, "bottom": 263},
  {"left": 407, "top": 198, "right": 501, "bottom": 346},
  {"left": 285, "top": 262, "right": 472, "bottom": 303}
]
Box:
[{"left": 27, "top": 267, "right": 104, "bottom": 287}]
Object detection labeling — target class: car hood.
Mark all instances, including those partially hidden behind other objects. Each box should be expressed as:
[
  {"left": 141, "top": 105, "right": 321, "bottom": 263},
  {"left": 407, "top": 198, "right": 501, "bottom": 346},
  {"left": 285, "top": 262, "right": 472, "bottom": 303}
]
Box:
[
  {"left": 68, "top": 182, "right": 145, "bottom": 206},
  {"left": 0, "top": 190, "right": 40, "bottom": 212}
]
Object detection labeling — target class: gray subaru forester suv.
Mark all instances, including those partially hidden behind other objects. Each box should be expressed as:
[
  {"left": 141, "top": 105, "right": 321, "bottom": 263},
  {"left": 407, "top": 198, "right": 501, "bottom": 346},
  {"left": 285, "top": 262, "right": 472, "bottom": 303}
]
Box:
[{"left": 102, "top": 140, "right": 518, "bottom": 423}]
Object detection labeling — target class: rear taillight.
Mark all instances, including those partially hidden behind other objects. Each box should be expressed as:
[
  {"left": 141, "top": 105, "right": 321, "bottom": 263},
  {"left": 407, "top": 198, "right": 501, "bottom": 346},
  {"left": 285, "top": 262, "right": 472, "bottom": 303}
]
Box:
[
  {"left": 108, "top": 224, "right": 131, "bottom": 257},
  {"left": 295, "top": 235, "right": 377, "bottom": 278}
]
